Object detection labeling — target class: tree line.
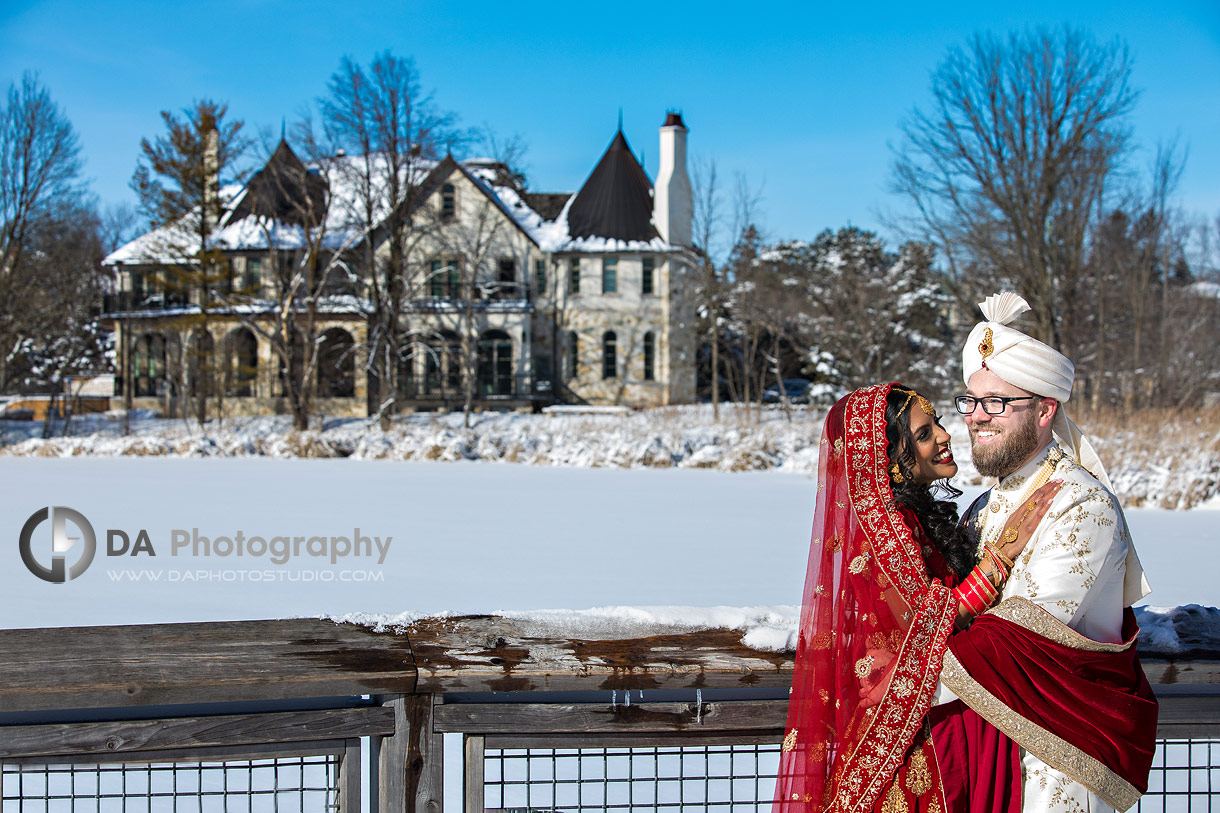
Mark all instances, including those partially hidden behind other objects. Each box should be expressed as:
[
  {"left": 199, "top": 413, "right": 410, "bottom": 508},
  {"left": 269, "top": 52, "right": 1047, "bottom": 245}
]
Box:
[
  {"left": 696, "top": 26, "right": 1219, "bottom": 412},
  {"left": 2, "top": 27, "right": 1218, "bottom": 428}
]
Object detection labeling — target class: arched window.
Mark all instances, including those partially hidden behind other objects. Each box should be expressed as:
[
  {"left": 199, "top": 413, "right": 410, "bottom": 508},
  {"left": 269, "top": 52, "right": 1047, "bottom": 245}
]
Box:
[
  {"left": 643, "top": 331, "right": 656, "bottom": 381},
  {"left": 226, "top": 328, "right": 258, "bottom": 397},
  {"left": 441, "top": 183, "right": 456, "bottom": 219},
  {"left": 478, "top": 330, "right": 513, "bottom": 396},
  {"left": 602, "top": 331, "right": 617, "bottom": 380},
  {"left": 133, "top": 332, "right": 167, "bottom": 397},
  {"left": 277, "top": 330, "right": 307, "bottom": 398},
  {"left": 188, "top": 329, "right": 215, "bottom": 398},
  {"left": 317, "top": 328, "right": 355, "bottom": 398},
  {"left": 424, "top": 331, "right": 461, "bottom": 396},
  {"left": 567, "top": 331, "right": 579, "bottom": 380}
]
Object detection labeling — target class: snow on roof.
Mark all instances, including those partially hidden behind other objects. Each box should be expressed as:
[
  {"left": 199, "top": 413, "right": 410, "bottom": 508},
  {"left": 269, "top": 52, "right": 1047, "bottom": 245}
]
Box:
[{"left": 107, "top": 139, "right": 681, "bottom": 267}]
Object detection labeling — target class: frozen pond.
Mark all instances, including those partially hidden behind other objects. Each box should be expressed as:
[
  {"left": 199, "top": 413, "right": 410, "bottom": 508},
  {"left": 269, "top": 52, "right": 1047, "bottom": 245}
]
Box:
[{"left": 1, "top": 457, "right": 1209, "bottom": 630}]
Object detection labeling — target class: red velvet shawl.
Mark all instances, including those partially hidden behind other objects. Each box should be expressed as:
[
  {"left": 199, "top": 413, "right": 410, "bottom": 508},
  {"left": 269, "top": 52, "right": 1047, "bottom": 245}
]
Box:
[{"left": 942, "top": 603, "right": 1158, "bottom": 810}]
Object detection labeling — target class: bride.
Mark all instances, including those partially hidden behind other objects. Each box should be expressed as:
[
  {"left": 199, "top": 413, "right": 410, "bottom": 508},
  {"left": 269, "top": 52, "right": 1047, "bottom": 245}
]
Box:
[{"left": 772, "top": 383, "right": 1153, "bottom": 811}]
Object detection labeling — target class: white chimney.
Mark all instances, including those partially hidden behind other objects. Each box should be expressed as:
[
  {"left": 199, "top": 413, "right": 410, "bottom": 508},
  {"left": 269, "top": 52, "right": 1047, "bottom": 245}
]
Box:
[{"left": 655, "top": 112, "right": 692, "bottom": 247}]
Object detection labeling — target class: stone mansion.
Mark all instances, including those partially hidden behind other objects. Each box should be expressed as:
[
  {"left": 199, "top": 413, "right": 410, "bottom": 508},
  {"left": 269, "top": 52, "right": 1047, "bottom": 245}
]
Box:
[{"left": 103, "top": 113, "right": 697, "bottom": 417}]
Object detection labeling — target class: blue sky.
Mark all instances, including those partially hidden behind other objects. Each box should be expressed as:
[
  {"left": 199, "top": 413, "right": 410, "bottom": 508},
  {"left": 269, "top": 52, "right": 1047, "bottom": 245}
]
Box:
[{"left": 3, "top": 0, "right": 1218, "bottom": 247}]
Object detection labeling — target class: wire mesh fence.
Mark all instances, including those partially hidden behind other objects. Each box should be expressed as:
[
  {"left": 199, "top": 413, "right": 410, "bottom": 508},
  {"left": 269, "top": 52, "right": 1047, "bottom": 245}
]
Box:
[
  {"left": 0, "top": 753, "right": 340, "bottom": 813},
  {"left": 1137, "top": 738, "right": 1220, "bottom": 812},
  {"left": 482, "top": 742, "right": 781, "bottom": 813},
  {"left": 481, "top": 737, "right": 1220, "bottom": 813}
]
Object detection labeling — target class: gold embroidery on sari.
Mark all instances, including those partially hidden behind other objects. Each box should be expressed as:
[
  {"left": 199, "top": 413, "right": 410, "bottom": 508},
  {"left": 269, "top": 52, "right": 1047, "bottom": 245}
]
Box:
[
  {"left": 904, "top": 747, "right": 933, "bottom": 796},
  {"left": 782, "top": 728, "right": 798, "bottom": 752},
  {"left": 880, "top": 783, "right": 908, "bottom": 813}
]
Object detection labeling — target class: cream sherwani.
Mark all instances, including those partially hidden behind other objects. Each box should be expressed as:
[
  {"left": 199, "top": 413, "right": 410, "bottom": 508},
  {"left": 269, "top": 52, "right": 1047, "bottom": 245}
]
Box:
[{"left": 963, "top": 441, "right": 1134, "bottom": 812}]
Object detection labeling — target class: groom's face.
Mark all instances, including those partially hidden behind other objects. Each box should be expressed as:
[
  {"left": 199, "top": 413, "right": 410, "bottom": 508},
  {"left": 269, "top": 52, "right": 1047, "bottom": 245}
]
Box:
[{"left": 964, "top": 369, "right": 1046, "bottom": 478}]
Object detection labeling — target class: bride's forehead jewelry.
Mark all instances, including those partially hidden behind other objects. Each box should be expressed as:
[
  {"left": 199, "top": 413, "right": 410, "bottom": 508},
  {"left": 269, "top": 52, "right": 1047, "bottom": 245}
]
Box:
[{"left": 894, "top": 387, "right": 936, "bottom": 418}]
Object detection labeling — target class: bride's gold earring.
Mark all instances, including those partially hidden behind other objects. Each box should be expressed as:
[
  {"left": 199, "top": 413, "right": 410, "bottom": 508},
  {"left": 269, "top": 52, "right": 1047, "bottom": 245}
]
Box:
[{"left": 889, "top": 463, "right": 904, "bottom": 483}]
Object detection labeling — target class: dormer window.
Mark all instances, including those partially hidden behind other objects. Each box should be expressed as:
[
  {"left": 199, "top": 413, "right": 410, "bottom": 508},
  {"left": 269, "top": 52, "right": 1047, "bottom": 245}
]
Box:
[{"left": 441, "top": 183, "right": 456, "bottom": 219}]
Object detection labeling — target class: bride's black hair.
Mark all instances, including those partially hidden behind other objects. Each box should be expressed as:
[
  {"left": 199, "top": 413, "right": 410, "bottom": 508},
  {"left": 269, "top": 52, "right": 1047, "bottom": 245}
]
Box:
[{"left": 884, "top": 384, "right": 976, "bottom": 581}]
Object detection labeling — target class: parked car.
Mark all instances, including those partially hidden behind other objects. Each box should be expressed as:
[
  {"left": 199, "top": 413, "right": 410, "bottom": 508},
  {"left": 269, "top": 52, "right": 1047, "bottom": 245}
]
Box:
[{"left": 762, "top": 378, "right": 813, "bottom": 405}]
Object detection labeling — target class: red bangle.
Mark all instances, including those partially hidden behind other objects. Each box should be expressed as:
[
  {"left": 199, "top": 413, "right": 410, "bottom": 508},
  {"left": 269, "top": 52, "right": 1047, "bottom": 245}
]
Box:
[
  {"left": 971, "top": 568, "right": 999, "bottom": 604},
  {"left": 955, "top": 582, "right": 986, "bottom": 616},
  {"left": 963, "top": 568, "right": 997, "bottom": 608}
]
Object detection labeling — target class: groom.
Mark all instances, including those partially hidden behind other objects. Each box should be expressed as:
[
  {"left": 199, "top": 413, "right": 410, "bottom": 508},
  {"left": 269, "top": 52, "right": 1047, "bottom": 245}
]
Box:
[{"left": 944, "top": 292, "right": 1155, "bottom": 811}]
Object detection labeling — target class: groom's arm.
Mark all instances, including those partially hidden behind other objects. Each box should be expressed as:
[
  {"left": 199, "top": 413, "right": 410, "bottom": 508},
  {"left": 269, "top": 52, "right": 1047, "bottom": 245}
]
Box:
[{"left": 1004, "top": 476, "right": 1129, "bottom": 644}]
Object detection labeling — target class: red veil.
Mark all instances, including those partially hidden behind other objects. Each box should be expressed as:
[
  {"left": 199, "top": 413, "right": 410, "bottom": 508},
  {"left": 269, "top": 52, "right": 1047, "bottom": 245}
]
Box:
[{"left": 774, "top": 384, "right": 959, "bottom": 812}]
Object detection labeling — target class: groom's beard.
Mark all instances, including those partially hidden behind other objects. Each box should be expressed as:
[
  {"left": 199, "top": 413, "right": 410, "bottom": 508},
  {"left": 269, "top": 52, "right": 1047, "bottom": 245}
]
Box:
[{"left": 970, "top": 408, "right": 1040, "bottom": 478}]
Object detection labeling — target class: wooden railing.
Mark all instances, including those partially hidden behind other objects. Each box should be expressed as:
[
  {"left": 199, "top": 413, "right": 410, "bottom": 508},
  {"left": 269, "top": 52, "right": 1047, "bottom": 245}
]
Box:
[{"left": 0, "top": 617, "right": 1215, "bottom": 811}]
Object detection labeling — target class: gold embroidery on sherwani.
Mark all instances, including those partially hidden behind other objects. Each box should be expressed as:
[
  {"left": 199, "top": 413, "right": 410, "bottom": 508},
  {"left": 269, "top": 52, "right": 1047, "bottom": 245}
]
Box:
[{"left": 988, "top": 597, "right": 1130, "bottom": 652}]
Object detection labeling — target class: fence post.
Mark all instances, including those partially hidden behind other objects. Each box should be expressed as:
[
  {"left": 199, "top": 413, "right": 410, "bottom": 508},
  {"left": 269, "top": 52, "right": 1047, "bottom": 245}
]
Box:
[
  {"left": 339, "top": 739, "right": 361, "bottom": 813},
  {"left": 378, "top": 694, "right": 443, "bottom": 813},
  {"left": 464, "top": 735, "right": 484, "bottom": 813}
]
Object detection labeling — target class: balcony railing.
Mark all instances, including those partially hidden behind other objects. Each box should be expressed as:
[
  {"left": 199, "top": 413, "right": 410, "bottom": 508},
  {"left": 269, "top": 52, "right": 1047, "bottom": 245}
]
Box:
[{"left": 101, "top": 291, "right": 190, "bottom": 314}]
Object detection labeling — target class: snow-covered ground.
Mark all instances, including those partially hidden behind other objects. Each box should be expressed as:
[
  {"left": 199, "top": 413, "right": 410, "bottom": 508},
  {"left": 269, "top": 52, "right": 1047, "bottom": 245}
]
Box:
[
  {"left": 2, "top": 456, "right": 1214, "bottom": 655},
  {"left": 5, "top": 405, "right": 1218, "bottom": 509}
]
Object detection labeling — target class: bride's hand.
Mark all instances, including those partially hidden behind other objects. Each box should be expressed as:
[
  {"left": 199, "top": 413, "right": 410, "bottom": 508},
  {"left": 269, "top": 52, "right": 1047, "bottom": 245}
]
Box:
[{"left": 997, "top": 480, "right": 1064, "bottom": 563}]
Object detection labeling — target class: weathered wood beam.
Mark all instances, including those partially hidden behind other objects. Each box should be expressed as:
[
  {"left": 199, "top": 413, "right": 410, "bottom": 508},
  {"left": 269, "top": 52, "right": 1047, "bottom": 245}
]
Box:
[
  {"left": 464, "top": 735, "right": 485, "bottom": 813},
  {"left": 377, "top": 695, "right": 443, "bottom": 813},
  {"left": 433, "top": 699, "right": 789, "bottom": 734},
  {"left": 0, "top": 619, "right": 416, "bottom": 712},
  {"left": 1143, "top": 660, "right": 1220, "bottom": 686},
  {"left": 406, "top": 616, "right": 792, "bottom": 694},
  {"left": 0, "top": 707, "right": 394, "bottom": 759},
  {"left": 340, "top": 739, "right": 361, "bottom": 813}
]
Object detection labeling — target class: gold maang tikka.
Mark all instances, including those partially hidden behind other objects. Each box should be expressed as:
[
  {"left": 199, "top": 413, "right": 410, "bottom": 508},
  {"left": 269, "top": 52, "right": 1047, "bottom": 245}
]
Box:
[{"left": 893, "top": 387, "right": 935, "bottom": 418}]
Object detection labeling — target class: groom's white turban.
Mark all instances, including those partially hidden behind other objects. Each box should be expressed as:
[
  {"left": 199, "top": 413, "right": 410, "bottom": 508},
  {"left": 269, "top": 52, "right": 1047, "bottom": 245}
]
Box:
[
  {"left": 962, "top": 292, "right": 1074, "bottom": 402},
  {"left": 962, "top": 292, "right": 1150, "bottom": 605}
]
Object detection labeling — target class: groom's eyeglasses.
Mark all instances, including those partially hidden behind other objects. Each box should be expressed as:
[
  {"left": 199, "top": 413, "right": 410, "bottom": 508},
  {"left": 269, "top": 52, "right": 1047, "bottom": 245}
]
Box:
[{"left": 954, "top": 395, "right": 1037, "bottom": 415}]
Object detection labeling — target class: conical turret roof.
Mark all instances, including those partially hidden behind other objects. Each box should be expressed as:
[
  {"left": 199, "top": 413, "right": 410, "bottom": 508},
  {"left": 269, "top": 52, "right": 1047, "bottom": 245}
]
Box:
[{"left": 566, "top": 130, "right": 658, "bottom": 243}]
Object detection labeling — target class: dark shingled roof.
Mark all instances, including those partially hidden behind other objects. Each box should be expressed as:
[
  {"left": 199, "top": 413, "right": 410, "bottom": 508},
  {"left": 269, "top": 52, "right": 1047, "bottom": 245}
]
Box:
[
  {"left": 566, "top": 130, "right": 658, "bottom": 242},
  {"left": 524, "top": 192, "right": 573, "bottom": 222},
  {"left": 228, "top": 139, "right": 328, "bottom": 227}
]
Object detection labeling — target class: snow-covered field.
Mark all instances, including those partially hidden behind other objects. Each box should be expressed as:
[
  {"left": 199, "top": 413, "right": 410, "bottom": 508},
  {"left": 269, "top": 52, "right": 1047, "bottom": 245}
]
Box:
[
  {"left": 5, "top": 404, "right": 1218, "bottom": 508},
  {"left": 4, "top": 452, "right": 1213, "bottom": 812},
  {"left": 2, "top": 456, "right": 1214, "bottom": 655}
]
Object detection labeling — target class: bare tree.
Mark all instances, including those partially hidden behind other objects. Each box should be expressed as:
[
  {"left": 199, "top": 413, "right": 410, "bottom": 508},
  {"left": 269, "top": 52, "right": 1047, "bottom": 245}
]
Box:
[
  {"left": 0, "top": 72, "right": 94, "bottom": 395},
  {"left": 891, "top": 26, "right": 1137, "bottom": 359},
  {"left": 130, "top": 99, "right": 248, "bottom": 422},
  {"left": 430, "top": 168, "right": 519, "bottom": 428},
  {"left": 310, "top": 52, "right": 459, "bottom": 426},
  {"left": 215, "top": 135, "right": 368, "bottom": 431},
  {"left": 690, "top": 156, "right": 725, "bottom": 419}
]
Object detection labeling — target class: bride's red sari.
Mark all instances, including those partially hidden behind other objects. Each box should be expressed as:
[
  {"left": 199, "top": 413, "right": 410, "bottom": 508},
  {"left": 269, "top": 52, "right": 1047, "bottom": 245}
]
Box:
[{"left": 773, "top": 384, "right": 1156, "bottom": 813}]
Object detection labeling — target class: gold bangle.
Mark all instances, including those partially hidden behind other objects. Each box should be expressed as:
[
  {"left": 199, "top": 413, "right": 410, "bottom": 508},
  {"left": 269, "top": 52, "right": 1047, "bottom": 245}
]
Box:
[{"left": 985, "top": 541, "right": 1014, "bottom": 570}]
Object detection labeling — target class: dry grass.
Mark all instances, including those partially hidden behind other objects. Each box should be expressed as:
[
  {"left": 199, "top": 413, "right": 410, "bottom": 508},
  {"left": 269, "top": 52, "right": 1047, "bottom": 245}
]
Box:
[{"left": 1074, "top": 407, "right": 1220, "bottom": 508}]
